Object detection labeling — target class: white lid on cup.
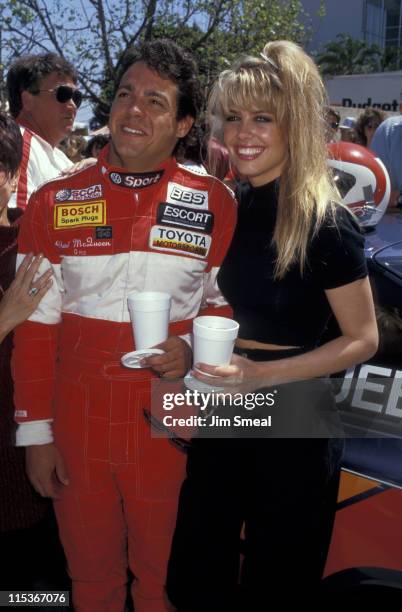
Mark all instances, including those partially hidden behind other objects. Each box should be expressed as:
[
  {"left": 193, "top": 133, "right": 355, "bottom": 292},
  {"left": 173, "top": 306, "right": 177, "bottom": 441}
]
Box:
[{"left": 193, "top": 316, "right": 239, "bottom": 341}]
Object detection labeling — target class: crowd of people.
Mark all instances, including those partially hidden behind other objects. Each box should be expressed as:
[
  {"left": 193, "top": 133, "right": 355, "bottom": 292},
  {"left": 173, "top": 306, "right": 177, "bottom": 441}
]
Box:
[
  {"left": 59, "top": 133, "right": 109, "bottom": 163},
  {"left": 325, "top": 105, "right": 387, "bottom": 147},
  {"left": 0, "top": 34, "right": 400, "bottom": 612},
  {"left": 325, "top": 104, "right": 400, "bottom": 206}
]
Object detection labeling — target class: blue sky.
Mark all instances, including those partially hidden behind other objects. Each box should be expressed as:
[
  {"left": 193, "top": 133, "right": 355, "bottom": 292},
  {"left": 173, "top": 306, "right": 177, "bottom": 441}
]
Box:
[{"left": 76, "top": 102, "right": 93, "bottom": 127}]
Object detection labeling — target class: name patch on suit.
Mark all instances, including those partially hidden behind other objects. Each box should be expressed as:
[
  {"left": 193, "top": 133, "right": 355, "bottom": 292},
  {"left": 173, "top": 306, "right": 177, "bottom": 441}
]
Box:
[{"left": 54, "top": 200, "right": 106, "bottom": 229}]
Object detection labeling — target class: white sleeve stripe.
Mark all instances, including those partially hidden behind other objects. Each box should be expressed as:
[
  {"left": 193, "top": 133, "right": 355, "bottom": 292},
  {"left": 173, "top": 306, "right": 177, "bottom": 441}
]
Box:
[{"left": 15, "top": 420, "right": 54, "bottom": 446}]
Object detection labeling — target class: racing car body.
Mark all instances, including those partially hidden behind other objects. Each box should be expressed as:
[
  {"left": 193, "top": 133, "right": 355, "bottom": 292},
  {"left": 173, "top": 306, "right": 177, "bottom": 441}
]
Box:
[{"left": 324, "top": 207, "right": 402, "bottom": 600}]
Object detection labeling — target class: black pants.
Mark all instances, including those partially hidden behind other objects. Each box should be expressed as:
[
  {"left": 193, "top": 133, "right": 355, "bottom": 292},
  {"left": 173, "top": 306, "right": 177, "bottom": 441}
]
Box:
[{"left": 166, "top": 348, "right": 344, "bottom": 611}]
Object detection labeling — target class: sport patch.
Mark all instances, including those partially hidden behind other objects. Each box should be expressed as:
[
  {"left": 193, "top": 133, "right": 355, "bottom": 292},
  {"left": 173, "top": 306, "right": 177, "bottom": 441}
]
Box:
[
  {"left": 109, "top": 170, "right": 163, "bottom": 189},
  {"left": 54, "top": 200, "right": 106, "bottom": 229},
  {"left": 55, "top": 184, "right": 103, "bottom": 202},
  {"left": 166, "top": 182, "right": 208, "bottom": 208},
  {"left": 149, "top": 225, "right": 211, "bottom": 259},
  {"left": 157, "top": 203, "right": 214, "bottom": 233}
]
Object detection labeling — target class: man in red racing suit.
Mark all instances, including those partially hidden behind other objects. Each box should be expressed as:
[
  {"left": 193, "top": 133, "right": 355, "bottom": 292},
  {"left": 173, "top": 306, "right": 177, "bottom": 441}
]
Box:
[{"left": 12, "top": 40, "right": 236, "bottom": 612}]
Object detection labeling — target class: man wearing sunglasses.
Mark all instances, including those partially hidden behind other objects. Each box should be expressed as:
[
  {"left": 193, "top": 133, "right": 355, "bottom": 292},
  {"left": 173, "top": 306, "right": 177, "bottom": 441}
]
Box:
[
  {"left": 7, "top": 53, "right": 82, "bottom": 210},
  {"left": 324, "top": 107, "right": 341, "bottom": 143}
]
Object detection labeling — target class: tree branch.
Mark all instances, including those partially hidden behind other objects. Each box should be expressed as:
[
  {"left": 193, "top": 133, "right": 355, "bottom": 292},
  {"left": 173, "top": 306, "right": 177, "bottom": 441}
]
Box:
[
  {"left": 88, "top": 0, "right": 114, "bottom": 80},
  {"left": 192, "top": 0, "right": 227, "bottom": 49},
  {"left": 144, "top": 0, "right": 157, "bottom": 40}
]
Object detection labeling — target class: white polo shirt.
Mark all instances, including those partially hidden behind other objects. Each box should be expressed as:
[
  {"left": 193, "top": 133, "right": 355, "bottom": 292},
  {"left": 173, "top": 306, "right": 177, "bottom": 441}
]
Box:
[{"left": 9, "top": 126, "right": 72, "bottom": 210}]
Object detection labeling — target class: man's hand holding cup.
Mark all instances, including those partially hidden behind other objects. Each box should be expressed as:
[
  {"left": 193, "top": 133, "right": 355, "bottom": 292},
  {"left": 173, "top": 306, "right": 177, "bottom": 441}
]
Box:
[{"left": 122, "top": 291, "right": 192, "bottom": 376}]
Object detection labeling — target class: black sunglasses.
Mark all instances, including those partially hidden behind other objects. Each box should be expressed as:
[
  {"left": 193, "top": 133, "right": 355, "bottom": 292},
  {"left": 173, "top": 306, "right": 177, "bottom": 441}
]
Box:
[{"left": 35, "top": 85, "right": 83, "bottom": 108}]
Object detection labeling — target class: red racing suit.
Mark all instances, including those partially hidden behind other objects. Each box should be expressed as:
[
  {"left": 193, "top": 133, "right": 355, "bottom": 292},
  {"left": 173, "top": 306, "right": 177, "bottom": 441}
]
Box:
[{"left": 12, "top": 148, "right": 236, "bottom": 612}]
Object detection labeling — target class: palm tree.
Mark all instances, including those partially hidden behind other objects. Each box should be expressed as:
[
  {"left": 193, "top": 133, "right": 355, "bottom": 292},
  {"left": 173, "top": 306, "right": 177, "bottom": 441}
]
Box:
[
  {"left": 316, "top": 33, "right": 381, "bottom": 76},
  {"left": 375, "top": 45, "right": 401, "bottom": 72}
]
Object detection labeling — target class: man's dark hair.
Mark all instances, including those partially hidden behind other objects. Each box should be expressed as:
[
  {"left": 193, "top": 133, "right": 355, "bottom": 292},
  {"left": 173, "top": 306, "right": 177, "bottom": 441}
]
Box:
[
  {"left": 116, "top": 39, "right": 204, "bottom": 157},
  {"left": 0, "top": 112, "right": 23, "bottom": 177},
  {"left": 7, "top": 53, "right": 78, "bottom": 118}
]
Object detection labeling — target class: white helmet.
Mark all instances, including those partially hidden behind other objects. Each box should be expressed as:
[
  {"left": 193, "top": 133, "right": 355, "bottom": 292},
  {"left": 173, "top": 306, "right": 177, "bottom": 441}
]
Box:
[{"left": 327, "top": 142, "right": 391, "bottom": 227}]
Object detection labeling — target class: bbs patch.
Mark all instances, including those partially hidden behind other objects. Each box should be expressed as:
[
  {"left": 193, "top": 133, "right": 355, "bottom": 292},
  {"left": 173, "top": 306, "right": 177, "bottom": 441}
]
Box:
[{"left": 166, "top": 182, "right": 208, "bottom": 208}]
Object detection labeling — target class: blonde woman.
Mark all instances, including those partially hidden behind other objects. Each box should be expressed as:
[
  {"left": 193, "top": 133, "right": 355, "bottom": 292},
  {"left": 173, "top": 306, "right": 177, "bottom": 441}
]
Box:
[{"left": 167, "top": 41, "right": 378, "bottom": 609}]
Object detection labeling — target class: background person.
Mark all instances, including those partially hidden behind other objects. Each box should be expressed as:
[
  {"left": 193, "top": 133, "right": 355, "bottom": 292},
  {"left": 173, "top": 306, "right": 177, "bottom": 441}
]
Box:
[
  {"left": 12, "top": 39, "right": 236, "bottom": 612},
  {"left": 355, "top": 107, "right": 386, "bottom": 148},
  {"left": 371, "top": 115, "right": 402, "bottom": 208},
  {"left": 339, "top": 116, "right": 358, "bottom": 143},
  {"left": 59, "top": 134, "right": 87, "bottom": 162},
  {"left": 84, "top": 134, "right": 110, "bottom": 159},
  {"left": 175, "top": 124, "right": 208, "bottom": 174},
  {"left": 0, "top": 111, "right": 54, "bottom": 590},
  {"left": 325, "top": 106, "right": 340, "bottom": 143},
  {"left": 167, "top": 40, "right": 378, "bottom": 610},
  {"left": 6, "top": 53, "right": 81, "bottom": 209}
]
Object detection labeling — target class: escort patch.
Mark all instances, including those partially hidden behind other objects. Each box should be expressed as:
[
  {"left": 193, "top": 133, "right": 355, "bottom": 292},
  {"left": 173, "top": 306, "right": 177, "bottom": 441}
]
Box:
[
  {"left": 166, "top": 182, "right": 209, "bottom": 208},
  {"left": 157, "top": 203, "right": 214, "bottom": 233},
  {"left": 149, "top": 225, "right": 211, "bottom": 259},
  {"left": 55, "top": 184, "right": 103, "bottom": 202},
  {"left": 95, "top": 225, "right": 113, "bottom": 239},
  {"left": 54, "top": 200, "right": 106, "bottom": 229},
  {"left": 109, "top": 170, "right": 164, "bottom": 189}
]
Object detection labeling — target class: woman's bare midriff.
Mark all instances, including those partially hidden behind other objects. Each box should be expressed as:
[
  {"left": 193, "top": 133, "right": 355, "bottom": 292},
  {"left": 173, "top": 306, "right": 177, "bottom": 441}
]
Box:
[{"left": 235, "top": 338, "right": 301, "bottom": 351}]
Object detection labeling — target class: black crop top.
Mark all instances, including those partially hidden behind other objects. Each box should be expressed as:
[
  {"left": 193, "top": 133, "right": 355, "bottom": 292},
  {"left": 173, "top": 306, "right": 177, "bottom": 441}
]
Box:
[{"left": 217, "top": 179, "right": 368, "bottom": 348}]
